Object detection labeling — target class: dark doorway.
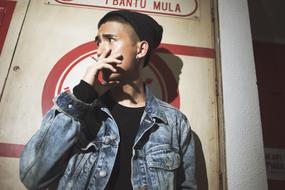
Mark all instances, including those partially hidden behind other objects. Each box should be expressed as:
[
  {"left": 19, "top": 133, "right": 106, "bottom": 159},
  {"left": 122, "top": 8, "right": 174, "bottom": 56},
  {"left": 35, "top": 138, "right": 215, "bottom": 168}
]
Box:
[{"left": 248, "top": 0, "right": 285, "bottom": 189}]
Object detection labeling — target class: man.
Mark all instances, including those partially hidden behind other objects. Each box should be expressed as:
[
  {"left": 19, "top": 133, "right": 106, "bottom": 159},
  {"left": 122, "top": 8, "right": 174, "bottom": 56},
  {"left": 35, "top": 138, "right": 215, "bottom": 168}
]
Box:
[{"left": 20, "top": 10, "right": 197, "bottom": 190}]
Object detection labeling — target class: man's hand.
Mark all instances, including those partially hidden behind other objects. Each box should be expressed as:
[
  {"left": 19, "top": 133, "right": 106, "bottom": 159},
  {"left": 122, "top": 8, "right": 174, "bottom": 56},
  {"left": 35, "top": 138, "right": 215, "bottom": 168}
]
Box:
[{"left": 82, "top": 48, "right": 122, "bottom": 95}]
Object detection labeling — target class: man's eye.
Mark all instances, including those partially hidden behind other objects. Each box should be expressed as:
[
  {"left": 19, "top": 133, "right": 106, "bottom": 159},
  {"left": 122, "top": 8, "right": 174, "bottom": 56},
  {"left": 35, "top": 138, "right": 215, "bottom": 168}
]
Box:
[{"left": 108, "top": 38, "right": 115, "bottom": 43}]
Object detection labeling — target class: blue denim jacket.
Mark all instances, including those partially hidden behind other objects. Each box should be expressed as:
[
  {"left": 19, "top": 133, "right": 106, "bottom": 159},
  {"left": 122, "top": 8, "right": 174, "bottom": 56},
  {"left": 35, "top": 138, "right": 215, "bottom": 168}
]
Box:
[{"left": 20, "top": 86, "right": 197, "bottom": 190}]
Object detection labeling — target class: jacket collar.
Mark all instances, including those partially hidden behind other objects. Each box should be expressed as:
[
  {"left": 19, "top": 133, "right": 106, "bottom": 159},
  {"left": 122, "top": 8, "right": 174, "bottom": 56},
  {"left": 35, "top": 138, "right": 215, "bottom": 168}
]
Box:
[{"left": 143, "top": 85, "right": 168, "bottom": 124}]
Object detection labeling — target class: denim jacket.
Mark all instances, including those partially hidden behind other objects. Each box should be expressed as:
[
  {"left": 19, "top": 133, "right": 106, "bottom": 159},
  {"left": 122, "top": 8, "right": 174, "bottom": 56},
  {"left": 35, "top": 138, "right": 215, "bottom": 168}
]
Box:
[{"left": 20, "top": 86, "right": 197, "bottom": 190}]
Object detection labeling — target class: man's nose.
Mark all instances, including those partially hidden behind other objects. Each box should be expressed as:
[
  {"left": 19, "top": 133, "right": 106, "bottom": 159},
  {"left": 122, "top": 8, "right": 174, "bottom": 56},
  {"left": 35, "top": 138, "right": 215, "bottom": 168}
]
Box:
[{"left": 96, "top": 45, "right": 104, "bottom": 57}]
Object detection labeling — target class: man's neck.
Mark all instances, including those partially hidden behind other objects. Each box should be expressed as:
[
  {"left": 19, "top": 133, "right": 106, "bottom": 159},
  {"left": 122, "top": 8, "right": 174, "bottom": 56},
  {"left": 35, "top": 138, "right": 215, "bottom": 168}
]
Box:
[{"left": 110, "top": 80, "right": 146, "bottom": 108}]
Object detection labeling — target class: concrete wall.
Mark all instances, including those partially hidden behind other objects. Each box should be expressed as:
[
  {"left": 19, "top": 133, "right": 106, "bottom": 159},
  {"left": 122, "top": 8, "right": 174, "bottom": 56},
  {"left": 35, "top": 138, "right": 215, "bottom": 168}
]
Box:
[{"left": 218, "top": 0, "right": 268, "bottom": 189}]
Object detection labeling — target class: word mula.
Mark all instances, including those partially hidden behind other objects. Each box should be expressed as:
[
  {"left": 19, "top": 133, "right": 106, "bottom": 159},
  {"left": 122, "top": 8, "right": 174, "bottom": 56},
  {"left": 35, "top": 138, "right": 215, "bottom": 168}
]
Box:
[{"left": 105, "top": 0, "right": 182, "bottom": 13}]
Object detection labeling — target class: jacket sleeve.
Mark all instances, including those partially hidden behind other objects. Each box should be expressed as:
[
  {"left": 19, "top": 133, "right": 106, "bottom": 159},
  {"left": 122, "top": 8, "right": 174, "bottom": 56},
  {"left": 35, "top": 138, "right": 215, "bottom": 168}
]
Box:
[
  {"left": 177, "top": 115, "right": 197, "bottom": 190},
  {"left": 19, "top": 92, "right": 95, "bottom": 190}
]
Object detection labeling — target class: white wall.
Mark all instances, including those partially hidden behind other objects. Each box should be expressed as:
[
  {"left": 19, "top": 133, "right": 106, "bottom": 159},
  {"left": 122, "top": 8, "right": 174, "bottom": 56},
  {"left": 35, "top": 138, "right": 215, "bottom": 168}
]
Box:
[{"left": 218, "top": 0, "right": 268, "bottom": 189}]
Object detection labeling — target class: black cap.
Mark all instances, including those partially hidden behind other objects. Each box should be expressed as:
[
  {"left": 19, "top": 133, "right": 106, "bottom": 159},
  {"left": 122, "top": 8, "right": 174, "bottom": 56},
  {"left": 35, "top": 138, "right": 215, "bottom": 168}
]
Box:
[{"left": 98, "top": 10, "right": 163, "bottom": 66}]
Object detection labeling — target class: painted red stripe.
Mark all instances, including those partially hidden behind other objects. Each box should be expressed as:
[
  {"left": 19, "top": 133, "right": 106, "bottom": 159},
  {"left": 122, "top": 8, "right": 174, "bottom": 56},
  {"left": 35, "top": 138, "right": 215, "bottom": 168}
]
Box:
[
  {"left": 158, "top": 43, "right": 215, "bottom": 58},
  {"left": 0, "top": 1, "right": 16, "bottom": 55},
  {"left": 0, "top": 143, "right": 24, "bottom": 158}
]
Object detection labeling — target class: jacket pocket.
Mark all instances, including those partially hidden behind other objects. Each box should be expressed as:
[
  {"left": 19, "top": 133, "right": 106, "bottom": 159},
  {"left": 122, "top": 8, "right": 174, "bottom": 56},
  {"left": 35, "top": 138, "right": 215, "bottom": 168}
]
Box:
[
  {"left": 146, "top": 144, "right": 180, "bottom": 170},
  {"left": 145, "top": 144, "right": 180, "bottom": 189}
]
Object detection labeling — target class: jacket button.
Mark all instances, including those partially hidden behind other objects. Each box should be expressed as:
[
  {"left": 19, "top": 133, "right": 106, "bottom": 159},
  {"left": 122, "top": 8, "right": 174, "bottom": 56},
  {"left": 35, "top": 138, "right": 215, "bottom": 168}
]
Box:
[
  {"left": 68, "top": 104, "right": 72, "bottom": 109},
  {"left": 104, "top": 137, "right": 110, "bottom": 144},
  {"left": 109, "top": 134, "right": 117, "bottom": 140},
  {"left": 99, "top": 170, "right": 107, "bottom": 177}
]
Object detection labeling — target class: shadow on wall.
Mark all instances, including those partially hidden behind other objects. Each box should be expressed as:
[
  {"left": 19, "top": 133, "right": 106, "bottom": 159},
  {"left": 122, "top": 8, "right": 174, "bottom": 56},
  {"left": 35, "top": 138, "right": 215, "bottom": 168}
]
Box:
[
  {"left": 151, "top": 47, "right": 183, "bottom": 105},
  {"left": 151, "top": 48, "right": 208, "bottom": 190},
  {"left": 193, "top": 132, "right": 208, "bottom": 190}
]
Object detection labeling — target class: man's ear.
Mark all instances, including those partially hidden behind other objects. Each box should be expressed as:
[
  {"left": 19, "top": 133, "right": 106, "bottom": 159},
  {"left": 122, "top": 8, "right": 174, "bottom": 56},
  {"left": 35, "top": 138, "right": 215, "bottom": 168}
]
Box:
[{"left": 136, "top": 41, "right": 149, "bottom": 59}]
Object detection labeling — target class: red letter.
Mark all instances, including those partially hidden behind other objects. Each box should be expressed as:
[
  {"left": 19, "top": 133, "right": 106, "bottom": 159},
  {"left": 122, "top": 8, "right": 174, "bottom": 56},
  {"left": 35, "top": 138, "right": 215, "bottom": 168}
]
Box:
[
  {"left": 134, "top": 0, "right": 139, "bottom": 7},
  {"left": 126, "top": 0, "right": 132, "bottom": 7},
  {"left": 169, "top": 2, "right": 173, "bottom": 12},
  {"left": 153, "top": 1, "right": 160, "bottom": 10},
  {"left": 140, "top": 0, "right": 146, "bottom": 8},
  {"left": 162, "top": 2, "right": 167, "bottom": 11},
  {"left": 175, "top": 3, "right": 181, "bottom": 12},
  {"left": 119, "top": 0, "right": 125, "bottom": 6}
]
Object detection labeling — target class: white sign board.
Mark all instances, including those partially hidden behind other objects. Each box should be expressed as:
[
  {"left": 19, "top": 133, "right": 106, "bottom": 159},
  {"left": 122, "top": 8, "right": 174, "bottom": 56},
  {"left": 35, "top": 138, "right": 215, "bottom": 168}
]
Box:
[{"left": 46, "top": 0, "right": 200, "bottom": 19}]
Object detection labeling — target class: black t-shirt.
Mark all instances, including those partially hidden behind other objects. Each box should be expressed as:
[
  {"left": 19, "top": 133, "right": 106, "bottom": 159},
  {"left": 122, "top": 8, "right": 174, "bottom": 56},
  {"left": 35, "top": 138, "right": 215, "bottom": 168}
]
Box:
[
  {"left": 73, "top": 81, "right": 145, "bottom": 190},
  {"left": 107, "top": 102, "right": 144, "bottom": 190}
]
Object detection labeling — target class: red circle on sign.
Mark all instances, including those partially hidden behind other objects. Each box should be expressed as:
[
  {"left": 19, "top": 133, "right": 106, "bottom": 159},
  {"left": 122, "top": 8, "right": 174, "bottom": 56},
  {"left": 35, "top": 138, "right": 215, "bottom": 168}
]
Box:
[{"left": 41, "top": 42, "right": 180, "bottom": 115}]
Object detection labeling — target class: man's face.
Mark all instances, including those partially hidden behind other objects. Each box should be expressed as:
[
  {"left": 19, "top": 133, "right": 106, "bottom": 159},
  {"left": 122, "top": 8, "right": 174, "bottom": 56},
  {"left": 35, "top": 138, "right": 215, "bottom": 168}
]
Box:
[{"left": 95, "top": 20, "right": 140, "bottom": 82}]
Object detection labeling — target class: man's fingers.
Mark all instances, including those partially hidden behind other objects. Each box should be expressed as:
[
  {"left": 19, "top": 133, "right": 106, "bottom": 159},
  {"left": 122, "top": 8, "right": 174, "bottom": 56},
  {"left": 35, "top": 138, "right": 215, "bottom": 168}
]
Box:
[
  {"left": 95, "top": 57, "right": 122, "bottom": 72},
  {"left": 97, "top": 49, "right": 122, "bottom": 62},
  {"left": 103, "top": 64, "right": 117, "bottom": 72},
  {"left": 99, "top": 48, "right": 111, "bottom": 59},
  {"left": 105, "top": 57, "right": 122, "bottom": 64},
  {"left": 97, "top": 63, "right": 117, "bottom": 72}
]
